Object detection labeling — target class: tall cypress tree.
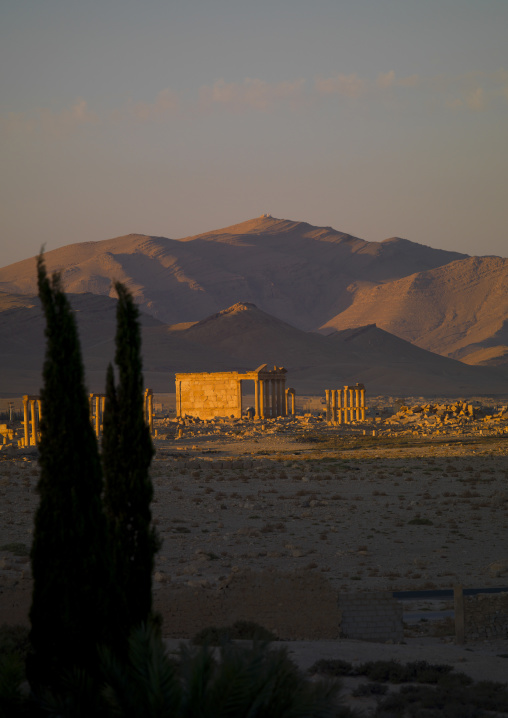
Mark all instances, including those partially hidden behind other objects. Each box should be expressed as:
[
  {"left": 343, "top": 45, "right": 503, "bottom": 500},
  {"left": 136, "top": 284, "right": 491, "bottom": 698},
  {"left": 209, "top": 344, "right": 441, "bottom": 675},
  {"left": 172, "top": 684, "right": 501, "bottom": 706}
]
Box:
[
  {"left": 102, "top": 282, "right": 158, "bottom": 647},
  {"left": 28, "top": 255, "right": 109, "bottom": 687}
]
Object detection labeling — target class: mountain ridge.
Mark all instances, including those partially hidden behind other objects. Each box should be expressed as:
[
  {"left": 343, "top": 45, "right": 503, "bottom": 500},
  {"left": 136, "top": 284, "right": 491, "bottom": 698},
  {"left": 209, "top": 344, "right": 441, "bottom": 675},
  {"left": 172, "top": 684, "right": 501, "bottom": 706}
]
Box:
[
  {"left": 0, "top": 294, "right": 506, "bottom": 397},
  {"left": 0, "top": 215, "right": 471, "bottom": 333}
]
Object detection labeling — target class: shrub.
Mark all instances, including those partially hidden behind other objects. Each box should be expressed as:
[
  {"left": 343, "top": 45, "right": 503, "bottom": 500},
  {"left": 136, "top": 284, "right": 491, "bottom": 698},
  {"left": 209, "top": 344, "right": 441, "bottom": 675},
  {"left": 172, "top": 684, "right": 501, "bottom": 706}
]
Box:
[
  {"left": 308, "top": 658, "right": 354, "bottom": 677},
  {"left": 192, "top": 620, "right": 278, "bottom": 645}
]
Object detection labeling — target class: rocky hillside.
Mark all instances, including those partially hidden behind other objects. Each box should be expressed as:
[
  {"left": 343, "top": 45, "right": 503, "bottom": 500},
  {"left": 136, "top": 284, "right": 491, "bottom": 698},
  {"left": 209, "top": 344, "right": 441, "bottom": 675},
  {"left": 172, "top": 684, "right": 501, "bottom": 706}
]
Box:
[
  {"left": 0, "top": 214, "right": 506, "bottom": 371},
  {"left": 2, "top": 295, "right": 506, "bottom": 397},
  {"left": 321, "top": 255, "right": 508, "bottom": 366},
  {"left": 0, "top": 216, "right": 466, "bottom": 331}
]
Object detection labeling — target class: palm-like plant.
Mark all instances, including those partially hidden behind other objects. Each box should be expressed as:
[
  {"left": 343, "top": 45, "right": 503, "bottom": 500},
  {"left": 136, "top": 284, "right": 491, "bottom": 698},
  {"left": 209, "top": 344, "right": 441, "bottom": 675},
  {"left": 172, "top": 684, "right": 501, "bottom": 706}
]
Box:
[{"left": 100, "top": 624, "right": 340, "bottom": 718}]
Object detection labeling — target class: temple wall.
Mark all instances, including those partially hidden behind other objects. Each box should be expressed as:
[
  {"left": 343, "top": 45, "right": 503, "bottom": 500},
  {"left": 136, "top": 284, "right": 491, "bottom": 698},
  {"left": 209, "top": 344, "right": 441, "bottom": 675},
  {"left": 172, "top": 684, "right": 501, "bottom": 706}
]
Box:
[{"left": 176, "top": 372, "right": 242, "bottom": 420}]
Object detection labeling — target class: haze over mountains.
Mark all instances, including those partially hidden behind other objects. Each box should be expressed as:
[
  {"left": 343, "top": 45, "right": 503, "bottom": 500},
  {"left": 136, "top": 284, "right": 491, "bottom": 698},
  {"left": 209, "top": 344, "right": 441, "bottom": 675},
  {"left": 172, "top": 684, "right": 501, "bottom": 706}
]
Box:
[{"left": 1, "top": 216, "right": 507, "bottom": 396}]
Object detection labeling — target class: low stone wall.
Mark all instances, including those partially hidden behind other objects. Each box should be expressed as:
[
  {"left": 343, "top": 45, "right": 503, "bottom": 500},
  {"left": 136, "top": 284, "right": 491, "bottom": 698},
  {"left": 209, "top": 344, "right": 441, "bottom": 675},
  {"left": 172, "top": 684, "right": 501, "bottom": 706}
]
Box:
[
  {"left": 165, "top": 458, "right": 274, "bottom": 472},
  {"left": 465, "top": 592, "right": 508, "bottom": 640},
  {"left": 155, "top": 569, "right": 341, "bottom": 641},
  {"left": 338, "top": 592, "right": 404, "bottom": 643}
]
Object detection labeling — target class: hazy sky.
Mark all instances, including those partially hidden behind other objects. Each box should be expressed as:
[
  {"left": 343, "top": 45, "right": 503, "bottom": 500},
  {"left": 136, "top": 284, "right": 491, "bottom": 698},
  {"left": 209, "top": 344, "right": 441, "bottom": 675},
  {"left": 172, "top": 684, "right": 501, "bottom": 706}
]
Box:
[{"left": 1, "top": 0, "right": 507, "bottom": 267}]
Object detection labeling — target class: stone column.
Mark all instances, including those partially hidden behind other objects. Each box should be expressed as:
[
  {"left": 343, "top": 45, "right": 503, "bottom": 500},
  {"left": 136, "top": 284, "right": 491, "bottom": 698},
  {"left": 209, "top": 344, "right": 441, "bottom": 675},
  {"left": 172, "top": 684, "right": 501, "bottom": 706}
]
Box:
[
  {"left": 280, "top": 378, "right": 286, "bottom": 417},
  {"left": 285, "top": 388, "right": 296, "bottom": 416},
  {"left": 332, "top": 389, "right": 338, "bottom": 424},
  {"left": 176, "top": 381, "right": 181, "bottom": 418},
  {"left": 355, "top": 385, "right": 361, "bottom": 421},
  {"left": 349, "top": 387, "right": 355, "bottom": 422},
  {"left": 23, "top": 396, "right": 29, "bottom": 448},
  {"left": 360, "top": 385, "right": 366, "bottom": 421},
  {"left": 94, "top": 395, "right": 100, "bottom": 437},
  {"left": 337, "top": 389, "right": 342, "bottom": 425},
  {"left": 271, "top": 378, "right": 277, "bottom": 418},
  {"left": 30, "top": 399, "right": 38, "bottom": 446},
  {"left": 148, "top": 392, "right": 154, "bottom": 434},
  {"left": 343, "top": 386, "right": 349, "bottom": 424},
  {"left": 259, "top": 379, "right": 265, "bottom": 419},
  {"left": 325, "top": 390, "right": 331, "bottom": 423},
  {"left": 255, "top": 380, "right": 260, "bottom": 419}
]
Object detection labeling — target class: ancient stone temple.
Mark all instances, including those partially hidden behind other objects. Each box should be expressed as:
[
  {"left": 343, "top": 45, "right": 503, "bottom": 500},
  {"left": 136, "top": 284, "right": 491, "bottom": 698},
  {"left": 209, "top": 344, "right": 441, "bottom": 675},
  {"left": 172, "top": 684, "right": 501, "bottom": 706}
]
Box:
[{"left": 175, "top": 365, "right": 295, "bottom": 420}]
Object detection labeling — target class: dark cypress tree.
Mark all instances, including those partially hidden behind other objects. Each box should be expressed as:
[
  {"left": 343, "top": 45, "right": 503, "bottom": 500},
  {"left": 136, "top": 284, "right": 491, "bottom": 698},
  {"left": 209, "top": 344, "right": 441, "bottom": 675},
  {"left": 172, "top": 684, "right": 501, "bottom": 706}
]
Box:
[
  {"left": 28, "top": 255, "right": 109, "bottom": 687},
  {"left": 102, "top": 282, "right": 158, "bottom": 646}
]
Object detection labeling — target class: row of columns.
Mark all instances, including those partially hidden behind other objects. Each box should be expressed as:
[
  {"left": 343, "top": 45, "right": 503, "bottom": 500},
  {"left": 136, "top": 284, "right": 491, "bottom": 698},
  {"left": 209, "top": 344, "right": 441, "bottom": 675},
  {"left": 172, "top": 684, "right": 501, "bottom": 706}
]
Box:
[
  {"left": 89, "top": 393, "right": 106, "bottom": 438},
  {"left": 20, "top": 390, "right": 155, "bottom": 446},
  {"left": 22, "top": 395, "right": 41, "bottom": 447},
  {"left": 88, "top": 389, "right": 155, "bottom": 437},
  {"left": 253, "top": 378, "right": 295, "bottom": 419},
  {"left": 325, "top": 383, "right": 366, "bottom": 424}
]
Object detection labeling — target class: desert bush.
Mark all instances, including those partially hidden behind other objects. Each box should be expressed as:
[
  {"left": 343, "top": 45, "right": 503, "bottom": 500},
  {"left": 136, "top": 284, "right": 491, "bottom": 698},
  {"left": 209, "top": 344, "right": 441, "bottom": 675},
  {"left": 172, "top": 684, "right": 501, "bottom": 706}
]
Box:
[
  {"left": 192, "top": 620, "right": 278, "bottom": 645},
  {"left": 308, "top": 658, "right": 354, "bottom": 677},
  {"left": 0, "top": 625, "right": 30, "bottom": 663},
  {"left": 352, "top": 682, "right": 388, "bottom": 697},
  {"left": 376, "top": 677, "right": 508, "bottom": 717}
]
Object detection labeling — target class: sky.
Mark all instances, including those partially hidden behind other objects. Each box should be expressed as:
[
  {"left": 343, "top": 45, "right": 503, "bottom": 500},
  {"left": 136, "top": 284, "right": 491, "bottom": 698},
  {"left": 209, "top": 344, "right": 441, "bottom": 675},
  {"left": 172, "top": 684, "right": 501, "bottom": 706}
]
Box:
[{"left": 1, "top": 0, "right": 507, "bottom": 267}]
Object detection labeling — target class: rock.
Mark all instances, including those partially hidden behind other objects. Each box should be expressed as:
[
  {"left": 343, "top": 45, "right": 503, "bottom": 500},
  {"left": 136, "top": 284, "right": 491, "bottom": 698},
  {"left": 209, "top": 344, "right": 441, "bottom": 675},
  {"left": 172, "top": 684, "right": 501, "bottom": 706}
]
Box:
[{"left": 487, "top": 561, "right": 508, "bottom": 577}]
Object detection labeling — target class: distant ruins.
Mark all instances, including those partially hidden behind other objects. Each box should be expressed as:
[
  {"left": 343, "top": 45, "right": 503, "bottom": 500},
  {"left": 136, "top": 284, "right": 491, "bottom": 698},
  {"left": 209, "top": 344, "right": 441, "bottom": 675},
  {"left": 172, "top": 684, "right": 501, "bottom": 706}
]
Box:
[
  {"left": 324, "top": 384, "right": 366, "bottom": 424},
  {"left": 23, "top": 394, "right": 42, "bottom": 447},
  {"left": 175, "top": 365, "right": 296, "bottom": 421},
  {"left": 89, "top": 389, "right": 154, "bottom": 437},
  {"left": 13, "top": 391, "right": 155, "bottom": 447}
]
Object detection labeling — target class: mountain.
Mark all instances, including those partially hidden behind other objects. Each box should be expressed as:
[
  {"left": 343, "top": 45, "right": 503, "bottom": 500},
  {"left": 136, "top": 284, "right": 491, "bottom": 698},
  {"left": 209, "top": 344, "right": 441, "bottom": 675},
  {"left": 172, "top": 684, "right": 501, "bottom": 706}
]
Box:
[
  {"left": 321, "top": 256, "right": 508, "bottom": 366},
  {"left": 0, "top": 216, "right": 466, "bottom": 331},
  {"left": 0, "top": 292, "right": 241, "bottom": 396},
  {"left": 172, "top": 304, "right": 508, "bottom": 395},
  {"left": 0, "top": 215, "right": 507, "bottom": 385},
  {"left": 1, "top": 295, "right": 506, "bottom": 397}
]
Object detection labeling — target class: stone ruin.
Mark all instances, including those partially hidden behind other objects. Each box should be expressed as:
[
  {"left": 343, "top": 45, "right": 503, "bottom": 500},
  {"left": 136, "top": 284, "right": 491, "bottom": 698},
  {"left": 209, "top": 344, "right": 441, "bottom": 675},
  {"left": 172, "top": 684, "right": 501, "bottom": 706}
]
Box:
[
  {"left": 324, "top": 384, "right": 366, "bottom": 424},
  {"left": 175, "top": 365, "right": 296, "bottom": 421},
  {"left": 88, "top": 388, "right": 154, "bottom": 437},
  {"left": 0, "top": 390, "right": 156, "bottom": 449}
]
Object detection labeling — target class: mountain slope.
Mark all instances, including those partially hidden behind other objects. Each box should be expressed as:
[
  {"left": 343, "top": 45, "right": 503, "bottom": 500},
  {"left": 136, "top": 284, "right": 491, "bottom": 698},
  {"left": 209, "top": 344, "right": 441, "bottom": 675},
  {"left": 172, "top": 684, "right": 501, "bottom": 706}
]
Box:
[
  {"left": 1, "top": 295, "right": 505, "bottom": 397},
  {"left": 171, "top": 303, "right": 508, "bottom": 395},
  {"left": 321, "top": 256, "right": 508, "bottom": 365},
  {"left": 0, "top": 292, "right": 242, "bottom": 396},
  {"left": 0, "top": 216, "right": 466, "bottom": 331}
]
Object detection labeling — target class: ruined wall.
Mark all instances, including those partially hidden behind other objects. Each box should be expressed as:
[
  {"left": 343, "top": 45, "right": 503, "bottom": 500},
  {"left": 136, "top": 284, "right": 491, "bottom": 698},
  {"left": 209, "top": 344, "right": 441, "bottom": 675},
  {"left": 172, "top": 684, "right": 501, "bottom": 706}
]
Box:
[
  {"left": 338, "top": 592, "right": 404, "bottom": 643},
  {"left": 465, "top": 592, "right": 508, "bottom": 640},
  {"left": 176, "top": 372, "right": 242, "bottom": 420},
  {"left": 154, "top": 569, "right": 341, "bottom": 640}
]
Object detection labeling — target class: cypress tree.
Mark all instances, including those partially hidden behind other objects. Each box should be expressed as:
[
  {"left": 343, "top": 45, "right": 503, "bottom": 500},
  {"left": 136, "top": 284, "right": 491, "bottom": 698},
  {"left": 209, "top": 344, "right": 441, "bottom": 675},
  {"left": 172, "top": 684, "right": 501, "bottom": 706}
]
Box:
[
  {"left": 102, "top": 282, "right": 158, "bottom": 646},
  {"left": 28, "top": 255, "right": 109, "bottom": 687}
]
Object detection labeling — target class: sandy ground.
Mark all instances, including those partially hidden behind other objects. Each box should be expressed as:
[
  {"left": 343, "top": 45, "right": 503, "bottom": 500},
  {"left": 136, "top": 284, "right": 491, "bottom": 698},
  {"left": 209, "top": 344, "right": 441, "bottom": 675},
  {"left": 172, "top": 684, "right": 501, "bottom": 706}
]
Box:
[{"left": 1, "top": 416, "right": 508, "bottom": 690}]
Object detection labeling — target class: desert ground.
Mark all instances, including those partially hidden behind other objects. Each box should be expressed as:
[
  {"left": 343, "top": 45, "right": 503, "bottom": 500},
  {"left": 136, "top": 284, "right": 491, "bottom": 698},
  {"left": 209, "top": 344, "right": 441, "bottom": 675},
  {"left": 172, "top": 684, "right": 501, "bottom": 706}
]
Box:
[{"left": 1, "top": 394, "right": 508, "bottom": 696}]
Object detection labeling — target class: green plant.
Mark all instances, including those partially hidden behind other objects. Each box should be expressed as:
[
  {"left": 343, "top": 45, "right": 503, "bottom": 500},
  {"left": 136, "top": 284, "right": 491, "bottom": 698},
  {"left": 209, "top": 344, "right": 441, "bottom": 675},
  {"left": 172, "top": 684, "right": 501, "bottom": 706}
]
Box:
[
  {"left": 29, "top": 255, "right": 110, "bottom": 689},
  {"left": 308, "top": 659, "right": 354, "bottom": 677},
  {"left": 100, "top": 623, "right": 339, "bottom": 718},
  {"left": 192, "top": 620, "right": 278, "bottom": 645},
  {"left": 0, "top": 624, "right": 30, "bottom": 662},
  {"left": 102, "top": 283, "right": 159, "bottom": 653},
  {"left": 0, "top": 652, "right": 27, "bottom": 716},
  {"left": 352, "top": 681, "right": 388, "bottom": 697}
]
